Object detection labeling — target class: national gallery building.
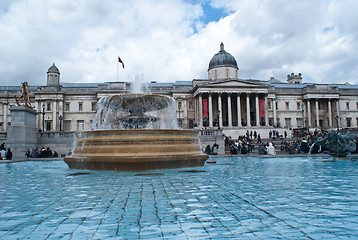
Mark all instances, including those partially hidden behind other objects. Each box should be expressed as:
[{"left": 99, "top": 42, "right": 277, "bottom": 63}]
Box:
[{"left": 1, "top": 43, "right": 358, "bottom": 139}]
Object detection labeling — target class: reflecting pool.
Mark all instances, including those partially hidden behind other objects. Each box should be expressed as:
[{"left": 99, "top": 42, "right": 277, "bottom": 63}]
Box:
[{"left": 0, "top": 156, "right": 357, "bottom": 239}]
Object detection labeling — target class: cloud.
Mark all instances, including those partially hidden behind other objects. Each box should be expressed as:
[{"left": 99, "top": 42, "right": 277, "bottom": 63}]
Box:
[{"left": 0, "top": 0, "right": 358, "bottom": 86}]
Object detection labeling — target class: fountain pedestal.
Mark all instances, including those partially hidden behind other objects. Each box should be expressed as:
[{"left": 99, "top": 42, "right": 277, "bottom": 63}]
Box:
[
  {"left": 64, "top": 94, "right": 208, "bottom": 171},
  {"left": 65, "top": 129, "right": 208, "bottom": 171}
]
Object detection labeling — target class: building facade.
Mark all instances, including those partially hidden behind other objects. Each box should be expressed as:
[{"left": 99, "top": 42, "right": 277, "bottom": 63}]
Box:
[{"left": 1, "top": 43, "right": 358, "bottom": 139}]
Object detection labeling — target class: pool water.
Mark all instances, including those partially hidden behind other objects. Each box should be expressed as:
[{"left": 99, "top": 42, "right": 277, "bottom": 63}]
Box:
[{"left": 0, "top": 157, "right": 357, "bottom": 239}]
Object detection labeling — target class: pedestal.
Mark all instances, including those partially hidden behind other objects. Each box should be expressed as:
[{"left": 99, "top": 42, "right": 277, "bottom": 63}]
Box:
[{"left": 7, "top": 106, "right": 38, "bottom": 159}]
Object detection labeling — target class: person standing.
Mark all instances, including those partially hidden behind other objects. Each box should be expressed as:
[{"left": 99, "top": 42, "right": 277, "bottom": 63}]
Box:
[
  {"left": 0, "top": 148, "right": 6, "bottom": 160},
  {"left": 6, "top": 148, "right": 12, "bottom": 160},
  {"left": 25, "top": 149, "right": 31, "bottom": 158},
  {"left": 266, "top": 142, "right": 276, "bottom": 155}
]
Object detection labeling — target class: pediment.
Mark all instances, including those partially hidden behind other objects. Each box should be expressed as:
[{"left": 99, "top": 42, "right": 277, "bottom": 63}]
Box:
[{"left": 207, "top": 79, "right": 266, "bottom": 88}]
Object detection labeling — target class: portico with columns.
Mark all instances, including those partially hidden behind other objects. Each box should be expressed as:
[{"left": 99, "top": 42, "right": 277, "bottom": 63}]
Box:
[{"left": 194, "top": 80, "right": 269, "bottom": 129}]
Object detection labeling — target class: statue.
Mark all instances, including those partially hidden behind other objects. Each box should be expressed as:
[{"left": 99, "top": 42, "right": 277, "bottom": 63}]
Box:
[
  {"left": 15, "top": 82, "right": 32, "bottom": 108},
  {"left": 315, "top": 131, "right": 356, "bottom": 157}
]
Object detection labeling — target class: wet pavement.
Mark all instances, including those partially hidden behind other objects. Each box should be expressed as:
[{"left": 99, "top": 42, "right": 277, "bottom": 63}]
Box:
[{"left": 0, "top": 156, "right": 357, "bottom": 239}]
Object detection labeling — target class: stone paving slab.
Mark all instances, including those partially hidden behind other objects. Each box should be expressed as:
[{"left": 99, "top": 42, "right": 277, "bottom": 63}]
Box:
[{"left": 0, "top": 156, "right": 357, "bottom": 239}]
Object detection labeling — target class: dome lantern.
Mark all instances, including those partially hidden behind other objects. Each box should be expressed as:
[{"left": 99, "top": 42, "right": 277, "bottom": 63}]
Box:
[{"left": 47, "top": 63, "right": 60, "bottom": 87}]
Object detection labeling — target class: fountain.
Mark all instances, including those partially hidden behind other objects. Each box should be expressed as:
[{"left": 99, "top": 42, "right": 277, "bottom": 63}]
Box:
[
  {"left": 64, "top": 94, "right": 208, "bottom": 171},
  {"left": 315, "top": 131, "right": 356, "bottom": 157}
]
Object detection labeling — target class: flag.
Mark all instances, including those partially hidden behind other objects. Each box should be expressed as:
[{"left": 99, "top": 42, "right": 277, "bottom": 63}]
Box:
[
  {"left": 259, "top": 99, "right": 265, "bottom": 117},
  {"left": 118, "top": 56, "right": 124, "bottom": 68}
]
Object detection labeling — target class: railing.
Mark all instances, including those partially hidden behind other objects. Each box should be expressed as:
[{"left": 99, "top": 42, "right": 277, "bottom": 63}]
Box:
[
  {"left": 38, "top": 131, "right": 77, "bottom": 139},
  {"left": 199, "top": 129, "right": 222, "bottom": 136}
]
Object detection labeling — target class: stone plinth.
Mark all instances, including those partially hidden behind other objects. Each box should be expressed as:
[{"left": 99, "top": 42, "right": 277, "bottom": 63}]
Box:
[{"left": 7, "top": 106, "right": 38, "bottom": 159}]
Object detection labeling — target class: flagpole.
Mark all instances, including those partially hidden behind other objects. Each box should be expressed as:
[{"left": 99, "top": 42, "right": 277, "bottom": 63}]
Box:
[{"left": 117, "top": 59, "right": 119, "bottom": 81}]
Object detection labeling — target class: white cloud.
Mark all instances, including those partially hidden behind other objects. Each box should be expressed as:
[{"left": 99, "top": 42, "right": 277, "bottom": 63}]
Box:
[{"left": 0, "top": 0, "right": 358, "bottom": 86}]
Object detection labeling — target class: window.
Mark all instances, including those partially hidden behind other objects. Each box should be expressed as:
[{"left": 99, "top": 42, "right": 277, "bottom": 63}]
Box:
[
  {"left": 46, "top": 121, "right": 52, "bottom": 131},
  {"left": 178, "top": 102, "right": 182, "bottom": 109},
  {"left": 276, "top": 118, "right": 280, "bottom": 127},
  {"left": 285, "top": 118, "right": 291, "bottom": 127},
  {"left": 268, "top": 102, "right": 272, "bottom": 109},
  {"left": 65, "top": 103, "right": 70, "bottom": 111},
  {"left": 47, "top": 103, "right": 51, "bottom": 111},
  {"left": 91, "top": 102, "right": 97, "bottom": 111},
  {"left": 285, "top": 102, "right": 289, "bottom": 110},
  {"left": 297, "top": 102, "right": 301, "bottom": 110},
  {"left": 268, "top": 118, "right": 273, "bottom": 126},
  {"left": 346, "top": 102, "right": 350, "bottom": 110},
  {"left": 189, "top": 119, "right": 194, "bottom": 128},
  {"left": 275, "top": 102, "right": 278, "bottom": 110},
  {"left": 64, "top": 120, "right": 71, "bottom": 131},
  {"left": 77, "top": 120, "right": 84, "bottom": 131},
  {"left": 356, "top": 102, "right": 358, "bottom": 110},
  {"left": 79, "top": 102, "right": 83, "bottom": 111},
  {"left": 188, "top": 101, "right": 193, "bottom": 110},
  {"left": 347, "top": 118, "right": 352, "bottom": 127},
  {"left": 297, "top": 118, "right": 302, "bottom": 128}
]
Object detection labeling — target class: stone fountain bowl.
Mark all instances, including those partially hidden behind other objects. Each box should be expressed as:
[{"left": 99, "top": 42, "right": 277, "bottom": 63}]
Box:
[
  {"left": 64, "top": 129, "right": 209, "bottom": 171},
  {"left": 108, "top": 94, "right": 173, "bottom": 115}
]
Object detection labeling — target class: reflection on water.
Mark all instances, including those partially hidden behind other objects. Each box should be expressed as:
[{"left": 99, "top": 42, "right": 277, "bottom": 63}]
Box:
[{"left": 0, "top": 157, "right": 357, "bottom": 239}]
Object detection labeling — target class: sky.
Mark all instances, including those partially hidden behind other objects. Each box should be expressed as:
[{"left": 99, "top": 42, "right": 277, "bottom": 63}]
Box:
[{"left": 1, "top": 0, "right": 358, "bottom": 86}]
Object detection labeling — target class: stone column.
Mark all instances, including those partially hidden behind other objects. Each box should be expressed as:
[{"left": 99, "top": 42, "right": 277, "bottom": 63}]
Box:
[
  {"left": 218, "top": 94, "right": 223, "bottom": 128},
  {"left": 36, "top": 101, "right": 41, "bottom": 130},
  {"left": 53, "top": 100, "right": 57, "bottom": 131},
  {"left": 336, "top": 100, "right": 340, "bottom": 128},
  {"left": 198, "top": 95, "right": 203, "bottom": 128},
  {"left": 307, "top": 100, "right": 311, "bottom": 127},
  {"left": 315, "top": 99, "right": 319, "bottom": 127},
  {"left": 208, "top": 94, "right": 213, "bottom": 128},
  {"left": 227, "top": 94, "right": 232, "bottom": 127},
  {"left": 237, "top": 94, "right": 241, "bottom": 127},
  {"left": 255, "top": 95, "right": 260, "bottom": 126},
  {"left": 264, "top": 96, "right": 269, "bottom": 126},
  {"left": 246, "top": 94, "right": 250, "bottom": 126},
  {"left": 272, "top": 98, "right": 277, "bottom": 127},
  {"left": 328, "top": 99, "right": 332, "bottom": 127},
  {"left": 3, "top": 103, "right": 8, "bottom": 132}
]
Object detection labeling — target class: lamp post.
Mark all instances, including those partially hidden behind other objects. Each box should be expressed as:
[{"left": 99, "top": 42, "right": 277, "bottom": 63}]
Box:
[
  {"left": 59, "top": 115, "right": 63, "bottom": 132},
  {"left": 42, "top": 104, "right": 45, "bottom": 132},
  {"left": 301, "top": 102, "right": 305, "bottom": 128},
  {"left": 217, "top": 110, "right": 220, "bottom": 130},
  {"left": 336, "top": 115, "right": 339, "bottom": 132}
]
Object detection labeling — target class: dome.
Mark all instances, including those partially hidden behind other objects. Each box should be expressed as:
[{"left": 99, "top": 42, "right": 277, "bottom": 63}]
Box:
[
  {"left": 47, "top": 63, "right": 60, "bottom": 74},
  {"left": 208, "top": 43, "right": 238, "bottom": 70}
]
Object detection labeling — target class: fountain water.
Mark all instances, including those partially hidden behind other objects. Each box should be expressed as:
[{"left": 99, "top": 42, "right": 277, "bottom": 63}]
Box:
[{"left": 64, "top": 93, "right": 208, "bottom": 171}]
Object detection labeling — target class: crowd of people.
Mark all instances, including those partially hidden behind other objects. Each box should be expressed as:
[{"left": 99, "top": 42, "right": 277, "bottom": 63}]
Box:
[
  {"left": 213, "top": 128, "right": 358, "bottom": 156},
  {"left": 0, "top": 142, "right": 12, "bottom": 160},
  {"left": 25, "top": 147, "right": 59, "bottom": 158}
]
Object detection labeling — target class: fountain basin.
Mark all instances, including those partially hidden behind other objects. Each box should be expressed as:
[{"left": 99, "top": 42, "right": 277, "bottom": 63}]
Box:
[{"left": 64, "top": 129, "right": 208, "bottom": 171}]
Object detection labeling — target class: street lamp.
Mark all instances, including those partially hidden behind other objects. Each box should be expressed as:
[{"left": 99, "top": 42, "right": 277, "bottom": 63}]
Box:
[
  {"left": 301, "top": 102, "right": 305, "bottom": 128},
  {"left": 336, "top": 115, "right": 339, "bottom": 132},
  {"left": 59, "top": 115, "right": 63, "bottom": 131},
  {"left": 42, "top": 103, "right": 45, "bottom": 132},
  {"left": 217, "top": 110, "right": 220, "bottom": 130}
]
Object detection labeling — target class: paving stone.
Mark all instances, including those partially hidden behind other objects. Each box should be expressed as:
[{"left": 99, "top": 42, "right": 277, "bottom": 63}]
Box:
[{"left": 0, "top": 157, "right": 357, "bottom": 239}]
